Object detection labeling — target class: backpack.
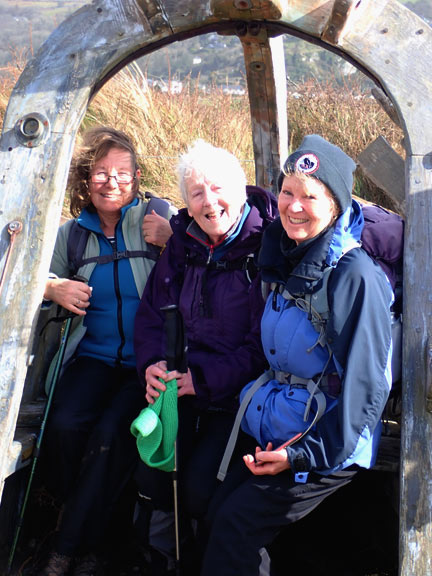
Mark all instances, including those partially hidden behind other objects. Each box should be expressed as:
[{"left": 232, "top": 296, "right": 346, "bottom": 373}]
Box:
[
  {"left": 66, "top": 194, "right": 171, "bottom": 277},
  {"left": 275, "top": 203, "right": 404, "bottom": 382}
]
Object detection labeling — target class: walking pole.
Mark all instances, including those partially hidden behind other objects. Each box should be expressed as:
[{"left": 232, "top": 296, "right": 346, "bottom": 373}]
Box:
[
  {"left": 161, "top": 305, "right": 188, "bottom": 576},
  {"left": 7, "top": 276, "right": 87, "bottom": 574}
]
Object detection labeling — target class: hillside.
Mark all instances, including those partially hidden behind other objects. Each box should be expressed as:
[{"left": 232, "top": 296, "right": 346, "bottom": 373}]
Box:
[{"left": 0, "top": 0, "right": 430, "bottom": 87}]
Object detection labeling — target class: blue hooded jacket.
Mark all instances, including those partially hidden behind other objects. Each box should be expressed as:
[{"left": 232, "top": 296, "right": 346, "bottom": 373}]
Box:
[{"left": 241, "top": 200, "right": 393, "bottom": 475}]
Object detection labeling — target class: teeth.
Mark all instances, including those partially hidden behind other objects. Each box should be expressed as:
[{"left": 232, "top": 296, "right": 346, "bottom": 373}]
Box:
[
  {"left": 206, "top": 210, "right": 224, "bottom": 220},
  {"left": 290, "top": 217, "right": 308, "bottom": 224}
]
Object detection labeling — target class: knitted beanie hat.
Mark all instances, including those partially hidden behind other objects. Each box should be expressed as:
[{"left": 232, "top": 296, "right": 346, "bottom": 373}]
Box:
[
  {"left": 278, "top": 134, "right": 356, "bottom": 213},
  {"left": 130, "top": 378, "right": 178, "bottom": 472}
]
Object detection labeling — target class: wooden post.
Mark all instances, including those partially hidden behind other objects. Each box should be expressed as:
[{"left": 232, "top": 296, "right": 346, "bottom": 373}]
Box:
[
  {"left": 241, "top": 29, "right": 288, "bottom": 193},
  {"left": 400, "top": 156, "right": 432, "bottom": 575}
]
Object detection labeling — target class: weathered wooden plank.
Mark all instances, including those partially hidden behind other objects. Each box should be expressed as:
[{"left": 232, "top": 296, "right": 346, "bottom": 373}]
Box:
[
  {"left": 16, "top": 401, "right": 45, "bottom": 430},
  {"left": 4, "top": 432, "right": 37, "bottom": 479},
  {"left": 334, "top": 0, "right": 432, "bottom": 155},
  {"left": 371, "top": 87, "right": 402, "bottom": 129},
  {"left": 321, "top": 0, "right": 360, "bottom": 44},
  {"left": 211, "top": 0, "right": 283, "bottom": 20},
  {"left": 400, "top": 154, "right": 432, "bottom": 576},
  {"left": 160, "top": 0, "right": 334, "bottom": 36},
  {"left": 241, "top": 29, "right": 288, "bottom": 192},
  {"left": 374, "top": 436, "right": 400, "bottom": 474},
  {"left": 357, "top": 136, "right": 405, "bottom": 216}
]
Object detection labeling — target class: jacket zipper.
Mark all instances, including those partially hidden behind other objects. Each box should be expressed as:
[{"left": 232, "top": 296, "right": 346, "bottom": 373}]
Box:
[{"left": 112, "top": 243, "right": 126, "bottom": 366}]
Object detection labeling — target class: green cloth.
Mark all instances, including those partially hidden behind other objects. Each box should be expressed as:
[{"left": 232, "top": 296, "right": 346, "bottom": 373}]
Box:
[{"left": 130, "top": 377, "right": 178, "bottom": 472}]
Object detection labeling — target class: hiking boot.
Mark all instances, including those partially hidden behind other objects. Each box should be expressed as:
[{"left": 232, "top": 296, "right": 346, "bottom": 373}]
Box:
[
  {"left": 38, "top": 552, "right": 73, "bottom": 576},
  {"left": 72, "top": 553, "right": 105, "bottom": 576}
]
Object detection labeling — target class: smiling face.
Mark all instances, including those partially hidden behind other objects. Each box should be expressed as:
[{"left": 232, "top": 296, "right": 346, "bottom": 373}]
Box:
[
  {"left": 278, "top": 173, "right": 338, "bottom": 245},
  {"left": 185, "top": 169, "right": 245, "bottom": 245},
  {"left": 88, "top": 147, "right": 140, "bottom": 217}
]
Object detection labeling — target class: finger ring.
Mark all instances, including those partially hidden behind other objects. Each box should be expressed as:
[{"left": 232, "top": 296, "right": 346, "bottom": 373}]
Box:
[{"left": 76, "top": 299, "right": 81, "bottom": 306}]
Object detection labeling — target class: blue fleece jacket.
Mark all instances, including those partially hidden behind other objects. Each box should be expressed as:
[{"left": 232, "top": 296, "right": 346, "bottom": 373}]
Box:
[{"left": 76, "top": 199, "right": 141, "bottom": 367}]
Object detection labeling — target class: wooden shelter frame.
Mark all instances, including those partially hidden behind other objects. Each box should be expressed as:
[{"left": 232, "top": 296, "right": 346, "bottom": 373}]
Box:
[{"left": 0, "top": 0, "right": 431, "bottom": 573}]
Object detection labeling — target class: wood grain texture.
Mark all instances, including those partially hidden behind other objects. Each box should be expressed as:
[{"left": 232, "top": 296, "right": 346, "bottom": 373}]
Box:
[
  {"left": 357, "top": 136, "right": 405, "bottom": 215},
  {"left": 400, "top": 154, "right": 432, "bottom": 575},
  {"left": 241, "top": 30, "right": 288, "bottom": 192}
]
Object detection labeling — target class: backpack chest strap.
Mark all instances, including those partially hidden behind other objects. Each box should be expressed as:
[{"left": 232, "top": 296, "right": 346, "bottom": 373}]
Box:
[{"left": 77, "top": 248, "right": 159, "bottom": 268}]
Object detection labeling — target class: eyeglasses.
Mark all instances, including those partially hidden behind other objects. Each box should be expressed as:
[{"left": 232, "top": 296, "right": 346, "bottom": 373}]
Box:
[{"left": 90, "top": 172, "right": 135, "bottom": 185}]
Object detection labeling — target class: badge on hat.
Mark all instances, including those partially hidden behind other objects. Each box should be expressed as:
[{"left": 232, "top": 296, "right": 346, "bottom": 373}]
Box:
[{"left": 295, "top": 153, "right": 320, "bottom": 175}]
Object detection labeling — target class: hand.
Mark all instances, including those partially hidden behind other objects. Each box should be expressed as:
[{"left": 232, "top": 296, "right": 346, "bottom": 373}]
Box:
[
  {"left": 243, "top": 442, "right": 291, "bottom": 476},
  {"left": 145, "top": 361, "right": 168, "bottom": 404},
  {"left": 142, "top": 211, "right": 173, "bottom": 247},
  {"left": 44, "top": 278, "right": 92, "bottom": 316},
  {"left": 173, "top": 368, "right": 195, "bottom": 398},
  {"left": 145, "top": 363, "right": 195, "bottom": 404}
]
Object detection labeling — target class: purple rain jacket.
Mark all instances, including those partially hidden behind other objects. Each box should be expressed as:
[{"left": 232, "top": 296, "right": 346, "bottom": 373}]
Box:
[{"left": 134, "top": 185, "right": 278, "bottom": 412}]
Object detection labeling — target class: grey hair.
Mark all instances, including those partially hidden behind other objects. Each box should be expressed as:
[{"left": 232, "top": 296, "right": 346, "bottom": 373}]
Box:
[{"left": 177, "top": 139, "right": 247, "bottom": 205}]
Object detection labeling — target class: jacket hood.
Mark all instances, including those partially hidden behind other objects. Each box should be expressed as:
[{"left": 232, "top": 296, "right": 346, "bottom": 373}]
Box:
[{"left": 246, "top": 185, "right": 279, "bottom": 223}]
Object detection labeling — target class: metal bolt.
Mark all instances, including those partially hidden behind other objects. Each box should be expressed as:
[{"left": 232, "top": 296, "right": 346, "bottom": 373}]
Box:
[
  {"left": 21, "top": 117, "right": 42, "bottom": 139},
  {"left": 15, "top": 113, "right": 50, "bottom": 148},
  {"left": 234, "top": 0, "right": 252, "bottom": 9},
  {"left": 251, "top": 61, "right": 264, "bottom": 72},
  {"left": 8, "top": 221, "right": 23, "bottom": 234}
]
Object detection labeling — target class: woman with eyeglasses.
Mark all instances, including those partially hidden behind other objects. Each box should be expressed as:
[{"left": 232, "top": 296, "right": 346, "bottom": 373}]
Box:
[{"left": 38, "top": 126, "right": 175, "bottom": 576}]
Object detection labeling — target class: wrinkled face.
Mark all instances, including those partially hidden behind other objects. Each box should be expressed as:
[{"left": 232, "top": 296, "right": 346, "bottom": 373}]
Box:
[
  {"left": 278, "top": 174, "right": 337, "bottom": 244},
  {"left": 185, "top": 169, "right": 244, "bottom": 244},
  {"left": 88, "top": 147, "right": 140, "bottom": 215}
]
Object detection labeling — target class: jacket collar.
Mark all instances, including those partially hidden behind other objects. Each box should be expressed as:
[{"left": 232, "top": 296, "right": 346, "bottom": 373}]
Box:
[
  {"left": 173, "top": 185, "right": 277, "bottom": 262},
  {"left": 259, "top": 199, "right": 364, "bottom": 293},
  {"left": 77, "top": 197, "right": 139, "bottom": 234}
]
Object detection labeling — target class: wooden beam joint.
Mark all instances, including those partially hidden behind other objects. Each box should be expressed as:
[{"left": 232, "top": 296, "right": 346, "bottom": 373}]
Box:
[
  {"left": 322, "top": 0, "right": 361, "bottom": 45},
  {"left": 211, "top": 0, "right": 283, "bottom": 20}
]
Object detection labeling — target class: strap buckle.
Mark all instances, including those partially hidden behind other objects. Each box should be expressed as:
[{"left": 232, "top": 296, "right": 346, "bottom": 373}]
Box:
[{"left": 113, "top": 250, "right": 127, "bottom": 261}]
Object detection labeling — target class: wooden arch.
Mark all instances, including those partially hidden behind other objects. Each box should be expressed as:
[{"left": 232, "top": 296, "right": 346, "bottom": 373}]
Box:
[{"left": 0, "top": 1, "right": 431, "bottom": 573}]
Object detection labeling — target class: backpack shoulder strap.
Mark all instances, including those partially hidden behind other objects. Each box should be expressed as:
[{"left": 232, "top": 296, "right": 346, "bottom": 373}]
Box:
[
  {"left": 307, "top": 266, "right": 333, "bottom": 327},
  {"left": 66, "top": 195, "right": 171, "bottom": 274},
  {"left": 277, "top": 266, "right": 334, "bottom": 349},
  {"left": 67, "top": 220, "right": 90, "bottom": 278}
]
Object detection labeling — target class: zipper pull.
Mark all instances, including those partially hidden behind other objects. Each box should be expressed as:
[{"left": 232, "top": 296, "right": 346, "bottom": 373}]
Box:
[{"left": 206, "top": 245, "right": 214, "bottom": 265}]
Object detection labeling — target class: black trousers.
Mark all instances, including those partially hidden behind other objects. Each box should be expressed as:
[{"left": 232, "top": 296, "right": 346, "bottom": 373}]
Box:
[
  {"left": 201, "top": 445, "right": 358, "bottom": 576},
  {"left": 135, "top": 397, "right": 237, "bottom": 521},
  {"left": 41, "top": 356, "right": 146, "bottom": 555}
]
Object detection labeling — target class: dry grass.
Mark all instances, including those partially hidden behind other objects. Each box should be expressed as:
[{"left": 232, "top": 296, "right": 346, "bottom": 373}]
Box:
[
  {"left": 0, "top": 48, "right": 27, "bottom": 118},
  {"left": 84, "top": 63, "right": 254, "bottom": 209},
  {"left": 0, "top": 61, "right": 404, "bottom": 215}
]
